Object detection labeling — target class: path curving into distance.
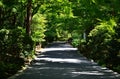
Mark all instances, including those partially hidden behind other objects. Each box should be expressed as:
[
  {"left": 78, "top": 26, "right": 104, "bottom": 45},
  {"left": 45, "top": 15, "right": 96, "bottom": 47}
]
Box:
[{"left": 9, "top": 41, "right": 120, "bottom": 79}]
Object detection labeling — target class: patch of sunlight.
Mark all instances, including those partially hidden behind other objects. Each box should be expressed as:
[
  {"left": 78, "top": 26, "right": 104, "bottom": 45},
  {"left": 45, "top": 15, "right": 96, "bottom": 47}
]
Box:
[
  {"left": 101, "top": 67, "right": 107, "bottom": 70},
  {"left": 35, "top": 57, "right": 88, "bottom": 64},
  {"left": 41, "top": 48, "right": 77, "bottom": 52},
  {"left": 71, "top": 71, "right": 104, "bottom": 75},
  {"left": 92, "top": 66, "right": 119, "bottom": 75},
  {"left": 93, "top": 66, "right": 113, "bottom": 73},
  {"left": 34, "top": 62, "right": 46, "bottom": 65}
]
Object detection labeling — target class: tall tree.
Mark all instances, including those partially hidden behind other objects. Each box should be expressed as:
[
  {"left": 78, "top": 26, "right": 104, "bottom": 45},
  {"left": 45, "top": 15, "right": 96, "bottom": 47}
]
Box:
[{"left": 26, "top": 0, "right": 32, "bottom": 35}]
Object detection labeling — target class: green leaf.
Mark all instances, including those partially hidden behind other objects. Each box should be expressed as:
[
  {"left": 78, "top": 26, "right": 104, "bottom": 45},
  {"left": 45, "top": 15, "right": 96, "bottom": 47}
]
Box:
[
  {"left": 12, "top": 7, "right": 17, "bottom": 13},
  {"left": 0, "top": 1, "right": 4, "bottom": 7}
]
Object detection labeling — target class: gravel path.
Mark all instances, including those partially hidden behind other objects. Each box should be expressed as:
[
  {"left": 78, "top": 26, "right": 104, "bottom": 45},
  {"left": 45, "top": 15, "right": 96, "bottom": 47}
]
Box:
[{"left": 9, "top": 42, "right": 120, "bottom": 79}]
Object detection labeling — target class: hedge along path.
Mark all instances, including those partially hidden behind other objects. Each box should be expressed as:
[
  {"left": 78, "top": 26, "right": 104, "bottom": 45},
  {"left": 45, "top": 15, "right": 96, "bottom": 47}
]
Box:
[{"left": 8, "top": 41, "right": 120, "bottom": 79}]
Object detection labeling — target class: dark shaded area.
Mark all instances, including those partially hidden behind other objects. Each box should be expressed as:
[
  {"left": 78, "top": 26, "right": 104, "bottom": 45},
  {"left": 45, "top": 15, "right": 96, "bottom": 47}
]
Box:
[{"left": 9, "top": 42, "right": 120, "bottom": 79}]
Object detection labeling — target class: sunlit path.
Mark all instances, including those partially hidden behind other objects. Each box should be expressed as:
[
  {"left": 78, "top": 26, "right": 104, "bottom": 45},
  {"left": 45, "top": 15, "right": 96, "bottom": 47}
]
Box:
[{"left": 9, "top": 42, "right": 120, "bottom": 79}]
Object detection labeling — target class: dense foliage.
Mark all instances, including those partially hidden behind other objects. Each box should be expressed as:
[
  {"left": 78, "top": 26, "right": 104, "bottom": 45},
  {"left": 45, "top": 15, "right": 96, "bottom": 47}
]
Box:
[
  {"left": 0, "top": 0, "right": 120, "bottom": 78},
  {"left": 75, "top": 0, "right": 120, "bottom": 73}
]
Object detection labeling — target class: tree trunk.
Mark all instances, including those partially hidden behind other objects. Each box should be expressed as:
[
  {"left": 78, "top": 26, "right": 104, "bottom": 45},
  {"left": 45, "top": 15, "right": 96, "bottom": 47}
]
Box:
[
  {"left": 12, "top": 13, "right": 17, "bottom": 26},
  {"left": 26, "top": 0, "right": 32, "bottom": 35},
  {"left": 0, "top": 8, "right": 2, "bottom": 26}
]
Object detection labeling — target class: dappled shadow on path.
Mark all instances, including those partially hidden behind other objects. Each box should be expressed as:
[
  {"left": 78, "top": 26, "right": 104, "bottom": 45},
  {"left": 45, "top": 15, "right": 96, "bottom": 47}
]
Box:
[{"left": 10, "top": 42, "right": 120, "bottom": 79}]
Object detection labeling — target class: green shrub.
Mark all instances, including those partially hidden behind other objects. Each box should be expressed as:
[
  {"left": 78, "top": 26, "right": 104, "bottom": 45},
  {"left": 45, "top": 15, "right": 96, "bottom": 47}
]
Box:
[
  {"left": 0, "top": 60, "right": 24, "bottom": 79},
  {"left": 31, "top": 13, "right": 46, "bottom": 43},
  {"left": 0, "top": 27, "right": 35, "bottom": 79},
  {"left": 72, "top": 38, "right": 80, "bottom": 47},
  {"left": 79, "top": 19, "right": 120, "bottom": 73},
  {"left": 71, "top": 32, "right": 80, "bottom": 47}
]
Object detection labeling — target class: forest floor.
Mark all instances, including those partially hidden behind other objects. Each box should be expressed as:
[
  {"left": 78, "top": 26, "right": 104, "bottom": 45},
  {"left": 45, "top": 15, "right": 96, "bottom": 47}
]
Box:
[{"left": 8, "top": 41, "right": 120, "bottom": 79}]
